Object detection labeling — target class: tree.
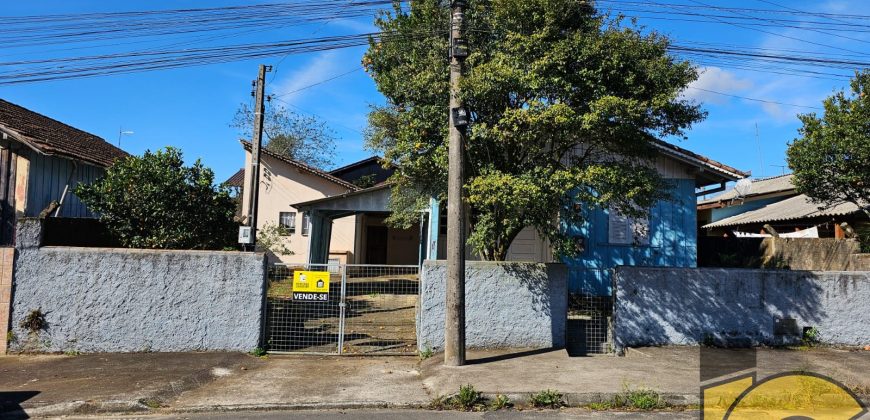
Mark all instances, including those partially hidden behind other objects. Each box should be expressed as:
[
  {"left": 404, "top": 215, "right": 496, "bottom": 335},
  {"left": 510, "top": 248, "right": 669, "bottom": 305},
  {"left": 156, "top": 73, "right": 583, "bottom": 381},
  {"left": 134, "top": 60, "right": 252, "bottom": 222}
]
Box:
[
  {"left": 232, "top": 102, "right": 337, "bottom": 169},
  {"left": 787, "top": 70, "right": 870, "bottom": 219},
  {"left": 75, "top": 147, "right": 238, "bottom": 250},
  {"left": 363, "top": 0, "right": 704, "bottom": 260}
]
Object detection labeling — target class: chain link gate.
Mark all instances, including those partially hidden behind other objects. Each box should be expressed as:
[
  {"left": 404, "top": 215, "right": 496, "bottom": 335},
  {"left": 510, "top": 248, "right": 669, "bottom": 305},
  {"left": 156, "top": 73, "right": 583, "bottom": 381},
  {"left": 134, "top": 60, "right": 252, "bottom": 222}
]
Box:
[{"left": 266, "top": 264, "right": 419, "bottom": 355}]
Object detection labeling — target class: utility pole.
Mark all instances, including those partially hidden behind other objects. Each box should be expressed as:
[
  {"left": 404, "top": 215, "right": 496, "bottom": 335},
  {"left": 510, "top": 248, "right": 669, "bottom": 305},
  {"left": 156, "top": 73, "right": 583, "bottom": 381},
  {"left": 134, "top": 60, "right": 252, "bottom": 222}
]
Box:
[
  {"left": 245, "top": 64, "right": 271, "bottom": 250},
  {"left": 445, "top": 0, "right": 469, "bottom": 367}
]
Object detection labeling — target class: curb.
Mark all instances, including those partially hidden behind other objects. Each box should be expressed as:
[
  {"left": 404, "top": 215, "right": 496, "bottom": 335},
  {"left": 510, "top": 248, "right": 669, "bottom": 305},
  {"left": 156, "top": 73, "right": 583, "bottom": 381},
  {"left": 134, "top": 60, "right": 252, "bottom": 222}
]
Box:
[
  {"left": 472, "top": 392, "right": 699, "bottom": 407},
  {"left": 167, "top": 401, "right": 427, "bottom": 414}
]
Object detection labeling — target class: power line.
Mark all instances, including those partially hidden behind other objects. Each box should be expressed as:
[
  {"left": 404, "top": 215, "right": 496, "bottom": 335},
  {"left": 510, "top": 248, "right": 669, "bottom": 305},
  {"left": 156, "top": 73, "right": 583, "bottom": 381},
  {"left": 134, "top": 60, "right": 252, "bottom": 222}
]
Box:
[{"left": 687, "top": 87, "right": 822, "bottom": 110}]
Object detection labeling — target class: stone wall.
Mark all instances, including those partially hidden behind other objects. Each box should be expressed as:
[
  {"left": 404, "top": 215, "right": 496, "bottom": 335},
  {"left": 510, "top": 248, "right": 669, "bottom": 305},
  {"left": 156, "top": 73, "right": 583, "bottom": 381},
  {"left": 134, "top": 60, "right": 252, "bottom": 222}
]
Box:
[
  {"left": 613, "top": 267, "right": 870, "bottom": 352},
  {"left": 417, "top": 260, "right": 567, "bottom": 351},
  {"left": 8, "top": 219, "right": 267, "bottom": 353}
]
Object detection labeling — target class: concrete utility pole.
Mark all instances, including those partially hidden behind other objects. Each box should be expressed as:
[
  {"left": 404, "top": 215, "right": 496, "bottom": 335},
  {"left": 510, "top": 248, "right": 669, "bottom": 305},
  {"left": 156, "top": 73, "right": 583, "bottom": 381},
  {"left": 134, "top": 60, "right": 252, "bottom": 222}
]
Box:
[
  {"left": 445, "top": 0, "right": 469, "bottom": 367},
  {"left": 245, "top": 64, "right": 271, "bottom": 250}
]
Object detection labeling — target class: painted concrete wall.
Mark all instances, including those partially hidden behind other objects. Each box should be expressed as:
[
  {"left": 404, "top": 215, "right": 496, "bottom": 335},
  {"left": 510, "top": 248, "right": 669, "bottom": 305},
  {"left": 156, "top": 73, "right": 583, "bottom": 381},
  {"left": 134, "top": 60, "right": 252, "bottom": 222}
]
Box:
[
  {"left": 25, "top": 152, "right": 105, "bottom": 218},
  {"left": 240, "top": 151, "right": 357, "bottom": 264},
  {"left": 613, "top": 266, "right": 870, "bottom": 351},
  {"left": 417, "top": 260, "right": 567, "bottom": 351},
  {"left": 9, "top": 220, "right": 267, "bottom": 353}
]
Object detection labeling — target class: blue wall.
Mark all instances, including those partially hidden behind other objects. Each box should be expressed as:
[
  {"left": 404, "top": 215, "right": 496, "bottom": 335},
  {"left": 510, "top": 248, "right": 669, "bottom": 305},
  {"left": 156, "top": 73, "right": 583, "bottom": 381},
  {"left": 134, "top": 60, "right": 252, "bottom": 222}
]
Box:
[{"left": 563, "top": 178, "right": 697, "bottom": 295}]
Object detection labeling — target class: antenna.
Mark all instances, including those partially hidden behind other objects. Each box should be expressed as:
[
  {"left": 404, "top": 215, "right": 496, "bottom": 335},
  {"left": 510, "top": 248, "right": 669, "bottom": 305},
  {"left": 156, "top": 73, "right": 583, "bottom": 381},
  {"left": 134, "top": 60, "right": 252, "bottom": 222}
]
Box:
[
  {"left": 734, "top": 178, "right": 753, "bottom": 199},
  {"left": 117, "top": 127, "right": 134, "bottom": 148},
  {"left": 770, "top": 165, "right": 787, "bottom": 176},
  {"left": 755, "top": 122, "right": 764, "bottom": 178}
]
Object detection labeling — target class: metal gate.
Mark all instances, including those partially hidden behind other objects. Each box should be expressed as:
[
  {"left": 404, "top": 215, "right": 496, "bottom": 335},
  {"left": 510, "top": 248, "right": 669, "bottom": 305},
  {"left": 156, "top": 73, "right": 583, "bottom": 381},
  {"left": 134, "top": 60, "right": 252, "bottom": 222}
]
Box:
[
  {"left": 567, "top": 268, "right": 614, "bottom": 355},
  {"left": 265, "top": 263, "right": 419, "bottom": 355}
]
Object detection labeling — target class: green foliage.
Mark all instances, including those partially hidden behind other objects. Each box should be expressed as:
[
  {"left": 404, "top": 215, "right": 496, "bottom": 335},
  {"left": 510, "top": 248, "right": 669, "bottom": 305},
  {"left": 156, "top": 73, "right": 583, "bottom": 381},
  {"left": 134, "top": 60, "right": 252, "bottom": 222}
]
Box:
[
  {"left": 419, "top": 345, "right": 434, "bottom": 360},
  {"left": 352, "top": 174, "right": 378, "bottom": 188},
  {"left": 490, "top": 394, "right": 513, "bottom": 410},
  {"left": 787, "top": 70, "right": 870, "bottom": 219},
  {"left": 802, "top": 327, "right": 821, "bottom": 346},
  {"left": 75, "top": 147, "right": 238, "bottom": 250},
  {"left": 20, "top": 308, "right": 47, "bottom": 334},
  {"left": 428, "top": 394, "right": 451, "bottom": 410},
  {"left": 6, "top": 330, "right": 16, "bottom": 345},
  {"left": 250, "top": 347, "right": 267, "bottom": 357},
  {"left": 453, "top": 384, "right": 485, "bottom": 410},
  {"left": 364, "top": 0, "right": 703, "bottom": 260},
  {"left": 592, "top": 385, "right": 668, "bottom": 410},
  {"left": 232, "top": 102, "right": 336, "bottom": 169},
  {"left": 256, "top": 222, "right": 294, "bottom": 257},
  {"left": 529, "top": 389, "right": 564, "bottom": 408}
]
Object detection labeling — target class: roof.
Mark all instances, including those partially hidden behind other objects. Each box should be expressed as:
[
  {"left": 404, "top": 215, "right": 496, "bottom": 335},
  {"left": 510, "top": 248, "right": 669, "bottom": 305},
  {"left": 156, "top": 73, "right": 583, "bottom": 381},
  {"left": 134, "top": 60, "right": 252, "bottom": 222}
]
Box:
[
  {"left": 224, "top": 168, "right": 245, "bottom": 188},
  {"left": 702, "top": 194, "right": 865, "bottom": 228},
  {"left": 293, "top": 183, "right": 392, "bottom": 213},
  {"left": 0, "top": 99, "right": 127, "bottom": 168},
  {"left": 698, "top": 174, "right": 795, "bottom": 205},
  {"left": 240, "top": 140, "right": 359, "bottom": 191},
  {"left": 651, "top": 139, "right": 749, "bottom": 181},
  {"left": 328, "top": 156, "right": 384, "bottom": 176}
]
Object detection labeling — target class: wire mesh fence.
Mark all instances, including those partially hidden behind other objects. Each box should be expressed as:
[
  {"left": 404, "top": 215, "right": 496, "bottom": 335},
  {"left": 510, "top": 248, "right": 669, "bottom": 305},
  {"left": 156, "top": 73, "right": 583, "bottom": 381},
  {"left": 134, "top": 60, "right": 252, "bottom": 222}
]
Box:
[
  {"left": 266, "top": 263, "right": 419, "bottom": 355},
  {"left": 567, "top": 268, "right": 614, "bottom": 355}
]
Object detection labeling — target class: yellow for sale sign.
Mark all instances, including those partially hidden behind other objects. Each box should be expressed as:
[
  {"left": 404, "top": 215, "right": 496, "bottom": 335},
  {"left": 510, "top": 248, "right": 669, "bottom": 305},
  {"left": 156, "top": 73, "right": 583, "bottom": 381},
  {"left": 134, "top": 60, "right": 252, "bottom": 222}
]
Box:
[{"left": 292, "top": 271, "right": 330, "bottom": 301}]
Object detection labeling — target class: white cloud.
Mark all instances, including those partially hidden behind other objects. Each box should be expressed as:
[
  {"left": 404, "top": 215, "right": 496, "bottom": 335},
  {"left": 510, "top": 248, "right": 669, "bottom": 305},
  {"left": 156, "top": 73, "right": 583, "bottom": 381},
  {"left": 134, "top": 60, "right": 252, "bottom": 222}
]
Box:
[
  {"left": 683, "top": 67, "right": 754, "bottom": 104},
  {"left": 272, "top": 51, "right": 341, "bottom": 103}
]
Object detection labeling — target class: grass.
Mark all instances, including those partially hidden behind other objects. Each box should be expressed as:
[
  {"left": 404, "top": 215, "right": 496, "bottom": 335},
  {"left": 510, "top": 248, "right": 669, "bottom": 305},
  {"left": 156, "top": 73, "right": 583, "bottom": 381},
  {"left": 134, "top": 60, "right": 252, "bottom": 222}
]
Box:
[
  {"left": 587, "top": 385, "right": 669, "bottom": 411},
  {"left": 249, "top": 347, "right": 267, "bottom": 357},
  {"left": 419, "top": 346, "right": 434, "bottom": 360},
  {"left": 529, "top": 389, "right": 564, "bottom": 408},
  {"left": 428, "top": 385, "right": 509, "bottom": 412}
]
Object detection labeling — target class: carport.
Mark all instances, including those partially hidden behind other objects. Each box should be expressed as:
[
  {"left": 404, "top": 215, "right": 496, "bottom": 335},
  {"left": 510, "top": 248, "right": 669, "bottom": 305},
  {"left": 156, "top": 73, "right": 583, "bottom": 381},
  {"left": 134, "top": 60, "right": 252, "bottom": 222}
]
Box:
[{"left": 293, "top": 184, "right": 437, "bottom": 265}]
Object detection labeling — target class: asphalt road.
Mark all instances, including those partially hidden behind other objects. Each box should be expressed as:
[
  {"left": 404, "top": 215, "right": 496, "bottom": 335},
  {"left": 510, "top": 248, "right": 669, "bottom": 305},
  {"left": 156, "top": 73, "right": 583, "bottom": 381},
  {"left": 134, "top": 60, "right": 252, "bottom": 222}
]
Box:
[{"left": 86, "top": 409, "right": 700, "bottom": 419}]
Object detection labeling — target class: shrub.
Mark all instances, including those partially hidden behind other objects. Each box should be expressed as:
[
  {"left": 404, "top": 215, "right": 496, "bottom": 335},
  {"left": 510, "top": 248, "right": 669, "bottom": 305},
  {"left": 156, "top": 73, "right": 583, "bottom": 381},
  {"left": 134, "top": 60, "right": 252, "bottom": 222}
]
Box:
[
  {"left": 530, "top": 389, "right": 564, "bottom": 408},
  {"left": 453, "top": 384, "right": 484, "bottom": 411}
]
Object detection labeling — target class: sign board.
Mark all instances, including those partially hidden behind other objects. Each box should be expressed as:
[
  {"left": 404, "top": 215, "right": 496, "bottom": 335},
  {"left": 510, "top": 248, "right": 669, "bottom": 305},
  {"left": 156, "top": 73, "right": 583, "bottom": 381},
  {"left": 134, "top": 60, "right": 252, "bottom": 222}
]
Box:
[{"left": 292, "top": 271, "right": 330, "bottom": 301}]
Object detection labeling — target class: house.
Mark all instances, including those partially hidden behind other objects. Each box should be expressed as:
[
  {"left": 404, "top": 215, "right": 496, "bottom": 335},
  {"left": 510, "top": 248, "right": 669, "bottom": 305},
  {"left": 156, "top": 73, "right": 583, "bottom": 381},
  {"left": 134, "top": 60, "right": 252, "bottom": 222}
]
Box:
[
  {"left": 0, "top": 99, "right": 127, "bottom": 245},
  {"left": 295, "top": 139, "right": 748, "bottom": 294},
  {"left": 699, "top": 174, "right": 868, "bottom": 238}
]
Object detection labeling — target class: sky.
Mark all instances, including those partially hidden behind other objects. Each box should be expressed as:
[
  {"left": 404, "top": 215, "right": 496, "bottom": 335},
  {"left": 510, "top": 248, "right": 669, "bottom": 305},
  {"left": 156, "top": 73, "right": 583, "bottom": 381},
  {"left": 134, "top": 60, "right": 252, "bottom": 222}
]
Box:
[{"left": 1, "top": 0, "right": 868, "bottom": 185}]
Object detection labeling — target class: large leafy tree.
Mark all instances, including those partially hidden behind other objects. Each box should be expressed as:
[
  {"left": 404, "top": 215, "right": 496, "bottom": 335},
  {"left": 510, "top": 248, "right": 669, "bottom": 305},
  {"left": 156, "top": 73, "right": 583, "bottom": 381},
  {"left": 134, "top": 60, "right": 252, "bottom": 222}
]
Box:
[
  {"left": 232, "top": 102, "right": 337, "bottom": 169},
  {"left": 363, "top": 0, "right": 704, "bottom": 260},
  {"left": 787, "top": 70, "right": 870, "bottom": 219},
  {"left": 75, "top": 147, "right": 238, "bottom": 249}
]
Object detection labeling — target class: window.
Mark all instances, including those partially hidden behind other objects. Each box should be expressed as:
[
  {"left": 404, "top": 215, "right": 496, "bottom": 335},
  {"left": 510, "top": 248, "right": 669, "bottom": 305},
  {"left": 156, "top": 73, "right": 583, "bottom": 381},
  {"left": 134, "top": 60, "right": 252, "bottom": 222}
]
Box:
[
  {"left": 279, "top": 212, "right": 296, "bottom": 234},
  {"left": 608, "top": 210, "right": 650, "bottom": 245},
  {"left": 301, "top": 213, "right": 310, "bottom": 236}
]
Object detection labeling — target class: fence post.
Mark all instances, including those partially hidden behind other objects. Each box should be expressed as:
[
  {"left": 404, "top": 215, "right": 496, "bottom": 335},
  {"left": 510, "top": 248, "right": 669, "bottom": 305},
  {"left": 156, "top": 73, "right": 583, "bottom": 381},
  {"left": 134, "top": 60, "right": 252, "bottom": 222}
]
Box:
[{"left": 337, "top": 264, "right": 348, "bottom": 355}]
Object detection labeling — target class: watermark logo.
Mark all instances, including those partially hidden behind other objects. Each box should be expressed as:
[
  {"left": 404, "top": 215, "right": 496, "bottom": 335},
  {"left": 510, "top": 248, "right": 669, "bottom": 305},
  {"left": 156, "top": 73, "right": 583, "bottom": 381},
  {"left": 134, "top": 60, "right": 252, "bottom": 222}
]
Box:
[{"left": 700, "top": 348, "right": 866, "bottom": 419}]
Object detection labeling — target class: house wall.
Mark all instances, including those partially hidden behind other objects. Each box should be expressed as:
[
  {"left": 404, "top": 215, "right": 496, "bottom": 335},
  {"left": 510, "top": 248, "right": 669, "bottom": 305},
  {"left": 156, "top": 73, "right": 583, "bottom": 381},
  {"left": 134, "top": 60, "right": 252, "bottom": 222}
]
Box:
[
  {"left": 564, "top": 178, "right": 698, "bottom": 295},
  {"left": 240, "top": 152, "right": 357, "bottom": 264},
  {"left": 24, "top": 152, "right": 105, "bottom": 218},
  {"left": 613, "top": 266, "right": 870, "bottom": 351}
]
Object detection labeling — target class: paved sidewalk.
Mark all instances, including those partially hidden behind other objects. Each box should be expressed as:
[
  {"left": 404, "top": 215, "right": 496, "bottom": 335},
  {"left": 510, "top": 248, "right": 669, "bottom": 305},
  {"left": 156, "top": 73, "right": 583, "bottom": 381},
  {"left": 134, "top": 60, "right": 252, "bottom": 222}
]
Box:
[{"left": 2, "top": 347, "right": 870, "bottom": 417}]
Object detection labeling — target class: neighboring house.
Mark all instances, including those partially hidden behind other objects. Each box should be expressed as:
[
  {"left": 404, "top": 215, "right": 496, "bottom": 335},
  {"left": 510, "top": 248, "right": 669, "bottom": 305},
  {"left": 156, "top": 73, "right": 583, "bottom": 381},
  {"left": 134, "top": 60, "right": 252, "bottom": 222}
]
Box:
[
  {"left": 0, "top": 99, "right": 127, "bottom": 245},
  {"left": 224, "top": 168, "right": 245, "bottom": 197},
  {"left": 699, "top": 174, "right": 868, "bottom": 238},
  {"left": 329, "top": 156, "right": 394, "bottom": 187},
  {"left": 238, "top": 141, "right": 364, "bottom": 265},
  {"left": 295, "top": 139, "right": 748, "bottom": 294}
]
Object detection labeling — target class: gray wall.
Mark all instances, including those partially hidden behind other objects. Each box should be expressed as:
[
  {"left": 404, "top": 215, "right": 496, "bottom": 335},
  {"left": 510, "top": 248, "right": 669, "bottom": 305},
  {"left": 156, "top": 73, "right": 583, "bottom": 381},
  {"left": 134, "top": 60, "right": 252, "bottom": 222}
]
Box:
[
  {"left": 417, "top": 260, "right": 567, "bottom": 351},
  {"left": 10, "top": 219, "right": 266, "bottom": 353},
  {"left": 613, "top": 267, "right": 870, "bottom": 351}
]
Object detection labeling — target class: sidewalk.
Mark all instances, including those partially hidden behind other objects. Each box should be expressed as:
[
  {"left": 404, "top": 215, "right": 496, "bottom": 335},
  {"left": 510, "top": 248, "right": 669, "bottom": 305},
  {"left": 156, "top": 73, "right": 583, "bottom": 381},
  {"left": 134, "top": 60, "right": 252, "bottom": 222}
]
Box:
[{"left": 2, "top": 347, "right": 870, "bottom": 417}]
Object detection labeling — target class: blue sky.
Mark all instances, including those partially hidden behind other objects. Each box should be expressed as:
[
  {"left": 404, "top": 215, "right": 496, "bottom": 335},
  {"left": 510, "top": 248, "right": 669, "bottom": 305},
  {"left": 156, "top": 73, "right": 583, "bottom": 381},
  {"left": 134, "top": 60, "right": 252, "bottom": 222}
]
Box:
[{"left": 1, "top": 0, "right": 867, "bottom": 184}]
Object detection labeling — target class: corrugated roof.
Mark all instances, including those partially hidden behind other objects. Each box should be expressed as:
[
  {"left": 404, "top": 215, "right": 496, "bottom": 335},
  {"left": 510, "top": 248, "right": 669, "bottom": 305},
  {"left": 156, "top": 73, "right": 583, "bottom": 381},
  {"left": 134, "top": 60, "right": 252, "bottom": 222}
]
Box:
[
  {"left": 699, "top": 173, "right": 795, "bottom": 205},
  {"left": 703, "top": 194, "right": 863, "bottom": 228},
  {"left": 240, "top": 140, "right": 359, "bottom": 191},
  {"left": 224, "top": 168, "right": 245, "bottom": 188},
  {"left": 0, "top": 99, "right": 128, "bottom": 168}
]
